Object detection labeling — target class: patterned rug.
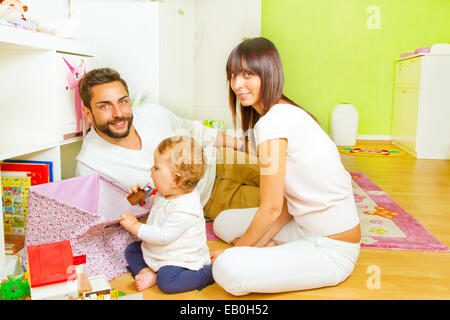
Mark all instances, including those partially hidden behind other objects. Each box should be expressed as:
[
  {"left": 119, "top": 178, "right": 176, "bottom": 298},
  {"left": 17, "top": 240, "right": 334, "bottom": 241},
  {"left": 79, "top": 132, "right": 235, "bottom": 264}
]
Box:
[
  {"left": 338, "top": 145, "right": 406, "bottom": 157},
  {"left": 350, "top": 172, "right": 448, "bottom": 251},
  {"left": 206, "top": 172, "right": 449, "bottom": 252}
]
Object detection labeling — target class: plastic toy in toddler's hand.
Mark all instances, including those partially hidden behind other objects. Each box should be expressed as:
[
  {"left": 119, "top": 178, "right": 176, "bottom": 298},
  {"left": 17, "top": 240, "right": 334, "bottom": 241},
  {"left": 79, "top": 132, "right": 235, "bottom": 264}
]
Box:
[{"left": 127, "top": 183, "right": 157, "bottom": 206}]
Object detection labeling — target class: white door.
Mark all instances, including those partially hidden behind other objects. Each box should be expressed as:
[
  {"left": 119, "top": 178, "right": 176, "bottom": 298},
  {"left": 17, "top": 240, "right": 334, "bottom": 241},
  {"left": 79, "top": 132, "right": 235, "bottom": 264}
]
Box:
[
  {"left": 159, "top": 0, "right": 195, "bottom": 119},
  {"left": 193, "top": 0, "right": 261, "bottom": 130}
]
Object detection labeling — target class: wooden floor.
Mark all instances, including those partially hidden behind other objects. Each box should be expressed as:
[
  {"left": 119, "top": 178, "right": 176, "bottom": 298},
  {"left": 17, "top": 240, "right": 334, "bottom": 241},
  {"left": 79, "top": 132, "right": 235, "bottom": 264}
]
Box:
[{"left": 110, "top": 142, "right": 450, "bottom": 300}]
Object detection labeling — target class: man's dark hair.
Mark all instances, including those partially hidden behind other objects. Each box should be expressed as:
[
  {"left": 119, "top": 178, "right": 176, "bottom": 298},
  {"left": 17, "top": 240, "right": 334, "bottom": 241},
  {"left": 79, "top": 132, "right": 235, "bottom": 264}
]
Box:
[{"left": 78, "top": 68, "right": 129, "bottom": 109}]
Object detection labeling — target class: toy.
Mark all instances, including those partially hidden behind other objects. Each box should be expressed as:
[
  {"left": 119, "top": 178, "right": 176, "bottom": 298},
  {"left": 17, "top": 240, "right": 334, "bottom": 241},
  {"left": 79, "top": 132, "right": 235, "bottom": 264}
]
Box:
[
  {"left": 25, "top": 240, "right": 144, "bottom": 300},
  {"left": 204, "top": 120, "right": 225, "bottom": 130},
  {"left": 127, "top": 183, "right": 157, "bottom": 206},
  {"left": 27, "top": 240, "right": 110, "bottom": 300},
  {"left": 27, "top": 240, "right": 84, "bottom": 299},
  {"left": 0, "top": 273, "right": 30, "bottom": 300},
  {"left": 0, "top": 0, "right": 38, "bottom": 31},
  {"left": 62, "top": 57, "right": 89, "bottom": 137}
]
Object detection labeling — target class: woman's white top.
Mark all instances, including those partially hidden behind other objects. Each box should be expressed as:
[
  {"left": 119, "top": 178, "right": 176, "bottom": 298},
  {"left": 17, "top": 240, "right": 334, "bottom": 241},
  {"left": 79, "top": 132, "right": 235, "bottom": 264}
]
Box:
[
  {"left": 254, "top": 104, "right": 359, "bottom": 236},
  {"left": 138, "top": 190, "right": 210, "bottom": 271}
]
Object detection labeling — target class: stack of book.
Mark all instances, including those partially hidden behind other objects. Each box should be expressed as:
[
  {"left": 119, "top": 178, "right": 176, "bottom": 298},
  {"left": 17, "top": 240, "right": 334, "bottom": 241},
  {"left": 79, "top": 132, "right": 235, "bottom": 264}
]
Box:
[{"left": 1, "top": 159, "right": 53, "bottom": 254}]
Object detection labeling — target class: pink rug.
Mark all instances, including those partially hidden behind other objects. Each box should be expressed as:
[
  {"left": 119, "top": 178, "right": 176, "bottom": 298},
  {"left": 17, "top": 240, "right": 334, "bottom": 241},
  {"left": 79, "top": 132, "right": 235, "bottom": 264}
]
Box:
[
  {"left": 206, "top": 172, "right": 449, "bottom": 252},
  {"left": 350, "top": 172, "right": 448, "bottom": 251}
]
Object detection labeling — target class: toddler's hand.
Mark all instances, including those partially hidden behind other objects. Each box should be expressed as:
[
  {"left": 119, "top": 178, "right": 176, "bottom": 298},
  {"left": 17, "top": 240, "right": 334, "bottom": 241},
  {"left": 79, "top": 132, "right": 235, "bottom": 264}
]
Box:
[
  {"left": 120, "top": 212, "right": 140, "bottom": 235},
  {"left": 127, "top": 184, "right": 144, "bottom": 196}
]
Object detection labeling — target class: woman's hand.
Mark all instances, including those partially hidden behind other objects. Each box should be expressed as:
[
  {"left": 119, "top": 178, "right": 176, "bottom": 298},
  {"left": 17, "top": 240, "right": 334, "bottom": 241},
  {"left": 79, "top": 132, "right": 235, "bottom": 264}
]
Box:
[
  {"left": 233, "top": 138, "right": 288, "bottom": 247},
  {"left": 120, "top": 212, "right": 141, "bottom": 236},
  {"left": 210, "top": 249, "right": 226, "bottom": 264}
]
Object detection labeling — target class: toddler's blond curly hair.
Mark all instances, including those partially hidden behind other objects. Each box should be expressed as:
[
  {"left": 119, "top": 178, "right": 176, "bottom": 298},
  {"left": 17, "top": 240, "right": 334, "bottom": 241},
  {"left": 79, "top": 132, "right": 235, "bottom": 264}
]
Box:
[{"left": 157, "top": 136, "right": 207, "bottom": 192}]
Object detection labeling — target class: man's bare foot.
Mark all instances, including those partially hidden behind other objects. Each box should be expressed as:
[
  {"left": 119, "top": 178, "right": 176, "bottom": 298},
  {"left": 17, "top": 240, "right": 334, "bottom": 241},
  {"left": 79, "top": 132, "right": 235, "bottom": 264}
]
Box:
[{"left": 135, "top": 268, "right": 157, "bottom": 291}]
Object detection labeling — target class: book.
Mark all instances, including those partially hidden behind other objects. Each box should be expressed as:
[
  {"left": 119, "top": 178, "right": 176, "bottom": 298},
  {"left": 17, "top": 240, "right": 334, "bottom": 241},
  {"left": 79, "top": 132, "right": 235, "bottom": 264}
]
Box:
[
  {"left": 1, "top": 171, "right": 27, "bottom": 178},
  {"left": 1, "top": 162, "right": 50, "bottom": 185},
  {"left": 4, "top": 234, "right": 25, "bottom": 255},
  {"left": 3, "top": 159, "right": 54, "bottom": 182},
  {"left": 1, "top": 176, "right": 31, "bottom": 235}
]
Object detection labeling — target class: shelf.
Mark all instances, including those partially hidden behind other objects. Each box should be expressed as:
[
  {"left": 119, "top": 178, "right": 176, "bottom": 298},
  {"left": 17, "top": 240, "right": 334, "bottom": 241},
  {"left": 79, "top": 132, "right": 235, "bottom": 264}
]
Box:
[
  {"left": 0, "top": 24, "right": 95, "bottom": 56},
  {"left": 0, "top": 23, "right": 96, "bottom": 276},
  {"left": 0, "top": 140, "right": 59, "bottom": 161},
  {"left": 60, "top": 136, "right": 83, "bottom": 146}
]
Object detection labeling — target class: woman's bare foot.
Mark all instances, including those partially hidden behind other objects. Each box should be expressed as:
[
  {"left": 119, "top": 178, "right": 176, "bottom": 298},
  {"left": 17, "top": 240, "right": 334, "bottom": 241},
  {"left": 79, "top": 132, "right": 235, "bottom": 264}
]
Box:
[{"left": 135, "top": 268, "right": 157, "bottom": 291}]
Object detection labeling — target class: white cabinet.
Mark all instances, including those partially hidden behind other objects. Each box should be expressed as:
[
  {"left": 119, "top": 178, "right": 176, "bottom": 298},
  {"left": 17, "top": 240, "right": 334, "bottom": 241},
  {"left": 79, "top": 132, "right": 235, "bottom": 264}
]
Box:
[
  {"left": 0, "top": 24, "right": 95, "bottom": 277},
  {"left": 392, "top": 52, "right": 450, "bottom": 159}
]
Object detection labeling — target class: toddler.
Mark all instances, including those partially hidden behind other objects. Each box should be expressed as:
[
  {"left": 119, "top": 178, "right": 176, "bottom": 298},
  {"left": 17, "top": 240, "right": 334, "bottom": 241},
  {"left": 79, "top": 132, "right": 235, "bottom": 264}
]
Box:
[{"left": 120, "top": 136, "right": 213, "bottom": 293}]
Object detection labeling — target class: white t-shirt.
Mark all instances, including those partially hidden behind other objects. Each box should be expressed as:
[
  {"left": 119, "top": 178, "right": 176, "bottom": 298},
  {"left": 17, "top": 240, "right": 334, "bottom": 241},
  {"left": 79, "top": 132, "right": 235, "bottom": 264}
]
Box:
[
  {"left": 254, "top": 104, "right": 360, "bottom": 236},
  {"left": 138, "top": 190, "right": 210, "bottom": 271},
  {"left": 75, "top": 103, "right": 218, "bottom": 206}
]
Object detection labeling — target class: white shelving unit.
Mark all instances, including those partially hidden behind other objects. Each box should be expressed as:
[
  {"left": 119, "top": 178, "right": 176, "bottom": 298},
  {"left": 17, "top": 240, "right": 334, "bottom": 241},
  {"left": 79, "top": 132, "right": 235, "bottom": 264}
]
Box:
[
  {"left": 0, "top": 24, "right": 95, "bottom": 279},
  {"left": 392, "top": 45, "right": 450, "bottom": 159}
]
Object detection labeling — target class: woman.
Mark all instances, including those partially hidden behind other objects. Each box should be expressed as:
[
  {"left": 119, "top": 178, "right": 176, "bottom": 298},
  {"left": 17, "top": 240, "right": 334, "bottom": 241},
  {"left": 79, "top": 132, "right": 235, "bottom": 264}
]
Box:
[{"left": 210, "top": 37, "right": 361, "bottom": 296}]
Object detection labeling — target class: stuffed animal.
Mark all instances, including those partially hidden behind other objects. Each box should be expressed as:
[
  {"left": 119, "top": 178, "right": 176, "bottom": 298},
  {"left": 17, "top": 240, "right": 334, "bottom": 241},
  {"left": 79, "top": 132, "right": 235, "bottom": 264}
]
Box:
[
  {"left": 63, "top": 57, "right": 89, "bottom": 136},
  {"left": 0, "top": 0, "right": 38, "bottom": 31}
]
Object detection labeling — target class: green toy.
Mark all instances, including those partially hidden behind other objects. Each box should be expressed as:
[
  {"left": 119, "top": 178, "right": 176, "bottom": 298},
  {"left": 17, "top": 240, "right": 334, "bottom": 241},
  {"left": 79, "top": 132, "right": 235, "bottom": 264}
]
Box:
[{"left": 0, "top": 274, "right": 30, "bottom": 300}]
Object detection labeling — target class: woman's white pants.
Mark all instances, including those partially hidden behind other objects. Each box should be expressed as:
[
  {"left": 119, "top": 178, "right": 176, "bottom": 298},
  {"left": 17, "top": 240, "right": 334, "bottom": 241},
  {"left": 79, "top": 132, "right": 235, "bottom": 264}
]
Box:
[{"left": 212, "top": 208, "right": 360, "bottom": 296}]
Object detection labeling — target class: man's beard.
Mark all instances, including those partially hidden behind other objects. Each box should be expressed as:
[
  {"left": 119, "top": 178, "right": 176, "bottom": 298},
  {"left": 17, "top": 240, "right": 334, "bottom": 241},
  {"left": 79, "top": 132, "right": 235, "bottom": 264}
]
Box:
[{"left": 92, "top": 114, "right": 134, "bottom": 139}]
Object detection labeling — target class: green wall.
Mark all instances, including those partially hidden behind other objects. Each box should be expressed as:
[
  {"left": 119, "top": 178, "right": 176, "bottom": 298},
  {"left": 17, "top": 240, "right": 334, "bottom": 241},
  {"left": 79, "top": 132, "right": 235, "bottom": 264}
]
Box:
[{"left": 261, "top": 0, "right": 450, "bottom": 135}]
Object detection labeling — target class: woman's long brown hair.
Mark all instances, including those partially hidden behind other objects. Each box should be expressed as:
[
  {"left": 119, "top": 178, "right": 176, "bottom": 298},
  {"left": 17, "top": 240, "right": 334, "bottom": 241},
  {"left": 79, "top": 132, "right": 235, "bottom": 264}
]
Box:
[{"left": 226, "top": 37, "right": 319, "bottom": 145}]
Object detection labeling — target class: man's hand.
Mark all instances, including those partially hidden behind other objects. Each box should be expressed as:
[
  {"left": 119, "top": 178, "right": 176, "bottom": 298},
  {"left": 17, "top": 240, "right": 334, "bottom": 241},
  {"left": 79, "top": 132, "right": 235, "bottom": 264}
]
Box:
[{"left": 120, "top": 212, "right": 141, "bottom": 236}]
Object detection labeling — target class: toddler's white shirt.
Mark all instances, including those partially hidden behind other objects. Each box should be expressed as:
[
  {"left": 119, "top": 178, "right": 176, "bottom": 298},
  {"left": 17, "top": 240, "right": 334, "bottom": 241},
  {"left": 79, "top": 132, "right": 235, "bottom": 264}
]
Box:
[{"left": 138, "top": 190, "right": 210, "bottom": 271}]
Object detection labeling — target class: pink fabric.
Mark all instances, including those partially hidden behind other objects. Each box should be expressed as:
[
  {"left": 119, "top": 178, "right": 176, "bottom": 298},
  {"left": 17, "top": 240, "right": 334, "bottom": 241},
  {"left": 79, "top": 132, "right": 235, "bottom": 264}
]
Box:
[
  {"left": 30, "top": 174, "right": 100, "bottom": 214},
  {"left": 205, "top": 221, "right": 219, "bottom": 241},
  {"left": 25, "top": 174, "right": 151, "bottom": 280},
  {"left": 414, "top": 46, "right": 431, "bottom": 54},
  {"left": 400, "top": 51, "right": 415, "bottom": 58},
  {"left": 350, "top": 172, "right": 449, "bottom": 252}
]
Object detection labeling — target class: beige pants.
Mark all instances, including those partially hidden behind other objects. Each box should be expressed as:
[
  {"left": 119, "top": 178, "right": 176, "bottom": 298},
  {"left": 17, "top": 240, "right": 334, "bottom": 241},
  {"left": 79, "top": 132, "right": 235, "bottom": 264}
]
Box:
[{"left": 203, "top": 148, "right": 260, "bottom": 220}]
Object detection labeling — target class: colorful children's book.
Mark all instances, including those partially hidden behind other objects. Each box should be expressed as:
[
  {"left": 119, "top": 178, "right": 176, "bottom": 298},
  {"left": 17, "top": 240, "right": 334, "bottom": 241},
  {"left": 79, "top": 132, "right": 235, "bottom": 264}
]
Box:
[
  {"left": 1, "top": 176, "right": 31, "bottom": 235},
  {"left": 3, "top": 159, "right": 53, "bottom": 182},
  {"left": 1, "top": 162, "right": 50, "bottom": 185}
]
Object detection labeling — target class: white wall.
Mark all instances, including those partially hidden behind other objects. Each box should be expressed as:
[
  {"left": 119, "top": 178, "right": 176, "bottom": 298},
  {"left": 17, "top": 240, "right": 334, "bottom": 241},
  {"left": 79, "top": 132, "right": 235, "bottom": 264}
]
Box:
[{"left": 78, "top": 0, "right": 160, "bottom": 104}]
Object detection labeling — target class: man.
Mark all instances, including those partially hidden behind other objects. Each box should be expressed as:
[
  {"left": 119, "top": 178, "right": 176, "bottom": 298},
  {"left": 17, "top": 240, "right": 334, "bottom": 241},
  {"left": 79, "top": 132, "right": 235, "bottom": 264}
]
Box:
[{"left": 76, "top": 68, "right": 260, "bottom": 219}]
